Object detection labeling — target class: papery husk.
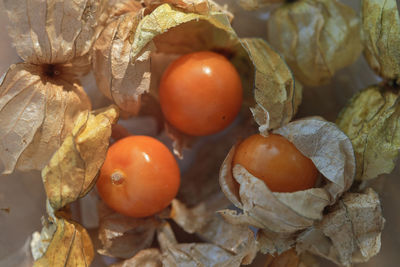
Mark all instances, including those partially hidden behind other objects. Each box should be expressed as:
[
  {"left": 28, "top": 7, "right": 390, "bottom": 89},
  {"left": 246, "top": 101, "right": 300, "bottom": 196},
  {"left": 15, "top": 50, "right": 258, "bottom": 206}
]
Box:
[
  {"left": 267, "top": 0, "right": 362, "bottom": 86},
  {"left": 242, "top": 38, "right": 298, "bottom": 130},
  {"left": 0, "top": 63, "right": 92, "bottom": 174},
  {"left": 4, "top": 0, "right": 108, "bottom": 65},
  {"left": 219, "top": 118, "right": 355, "bottom": 238},
  {"left": 337, "top": 85, "right": 400, "bottom": 181},
  {"left": 170, "top": 198, "right": 257, "bottom": 264},
  {"left": 361, "top": 0, "right": 400, "bottom": 81},
  {"left": 239, "top": 0, "right": 284, "bottom": 10},
  {"left": 97, "top": 201, "right": 160, "bottom": 259},
  {"left": 296, "top": 188, "right": 384, "bottom": 266},
  {"left": 41, "top": 106, "right": 118, "bottom": 210},
  {"left": 157, "top": 222, "right": 254, "bottom": 267},
  {"left": 111, "top": 248, "right": 163, "bottom": 267}
]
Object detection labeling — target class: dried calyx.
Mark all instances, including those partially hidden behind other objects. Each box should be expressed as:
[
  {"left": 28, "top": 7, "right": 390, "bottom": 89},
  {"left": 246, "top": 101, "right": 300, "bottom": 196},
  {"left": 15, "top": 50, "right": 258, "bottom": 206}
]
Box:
[
  {"left": 267, "top": 0, "right": 362, "bottom": 86},
  {"left": 337, "top": 0, "right": 400, "bottom": 182},
  {"left": 0, "top": 0, "right": 108, "bottom": 174}
]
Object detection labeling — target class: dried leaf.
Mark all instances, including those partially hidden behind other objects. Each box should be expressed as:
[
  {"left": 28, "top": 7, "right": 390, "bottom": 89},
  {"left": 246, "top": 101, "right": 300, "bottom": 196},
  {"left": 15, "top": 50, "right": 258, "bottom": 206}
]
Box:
[
  {"left": 242, "top": 38, "right": 297, "bottom": 130},
  {"left": 362, "top": 0, "right": 400, "bottom": 81},
  {"left": 267, "top": 0, "right": 362, "bottom": 86},
  {"left": 4, "top": 0, "right": 108, "bottom": 64},
  {"left": 297, "top": 188, "right": 384, "bottom": 266},
  {"left": 42, "top": 106, "right": 118, "bottom": 210},
  {"left": 337, "top": 86, "right": 400, "bottom": 180},
  {"left": 112, "top": 248, "right": 163, "bottom": 267},
  {"left": 97, "top": 201, "right": 159, "bottom": 259},
  {"left": 239, "top": 0, "right": 284, "bottom": 10},
  {"left": 219, "top": 118, "right": 355, "bottom": 236},
  {"left": 0, "top": 63, "right": 91, "bottom": 174},
  {"left": 33, "top": 217, "right": 94, "bottom": 267}
]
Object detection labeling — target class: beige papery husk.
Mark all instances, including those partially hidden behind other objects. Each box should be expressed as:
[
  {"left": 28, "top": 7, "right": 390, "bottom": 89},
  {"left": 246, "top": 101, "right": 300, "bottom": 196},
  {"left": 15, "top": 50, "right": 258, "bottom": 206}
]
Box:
[
  {"left": 219, "top": 117, "right": 356, "bottom": 254},
  {"left": 102, "top": 193, "right": 258, "bottom": 266},
  {"left": 267, "top": 0, "right": 362, "bottom": 87},
  {"left": 92, "top": 1, "right": 300, "bottom": 157},
  {"left": 0, "top": 0, "right": 108, "bottom": 174},
  {"left": 336, "top": 0, "right": 400, "bottom": 182},
  {"left": 30, "top": 106, "right": 119, "bottom": 266}
]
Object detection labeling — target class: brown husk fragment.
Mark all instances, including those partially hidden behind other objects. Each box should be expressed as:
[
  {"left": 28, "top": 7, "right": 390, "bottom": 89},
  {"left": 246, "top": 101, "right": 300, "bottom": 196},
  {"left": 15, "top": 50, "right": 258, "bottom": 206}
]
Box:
[
  {"left": 0, "top": 63, "right": 91, "bottom": 174},
  {"left": 111, "top": 249, "right": 163, "bottom": 267},
  {"left": 93, "top": 3, "right": 298, "bottom": 156},
  {"left": 267, "top": 0, "right": 362, "bottom": 86},
  {"left": 361, "top": 0, "right": 400, "bottom": 82},
  {"left": 219, "top": 118, "right": 355, "bottom": 239},
  {"left": 97, "top": 201, "right": 160, "bottom": 259},
  {"left": 296, "top": 188, "right": 384, "bottom": 266},
  {"left": 42, "top": 106, "right": 119, "bottom": 210},
  {"left": 337, "top": 85, "right": 400, "bottom": 181},
  {"left": 264, "top": 249, "right": 320, "bottom": 267}
]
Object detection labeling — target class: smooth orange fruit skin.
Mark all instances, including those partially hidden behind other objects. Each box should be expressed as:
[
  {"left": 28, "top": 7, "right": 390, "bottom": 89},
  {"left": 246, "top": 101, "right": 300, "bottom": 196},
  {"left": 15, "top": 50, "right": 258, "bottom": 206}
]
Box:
[
  {"left": 233, "top": 134, "right": 318, "bottom": 193},
  {"left": 159, "top": 51, "right": 243, "bottom": 136},
  {"left": 97, "top": 136, "right": 180, "bottom": 218}
]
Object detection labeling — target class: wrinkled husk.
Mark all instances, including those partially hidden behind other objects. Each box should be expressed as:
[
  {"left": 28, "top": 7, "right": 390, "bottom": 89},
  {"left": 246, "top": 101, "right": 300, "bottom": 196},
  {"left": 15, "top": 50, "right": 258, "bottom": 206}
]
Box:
[
  {"left": 42, "top": 106, "right": 118, "bottom": 210},
  {"left": 219, "top": 118, "right": 355, "bottom": 242},
  {"left": 4, "top": 0, "right": 108, "bottom": 65},
  {"left": 111, "top": 249, "right": 163, "bottom": 267},
  {"left": 31, "top": 202, "right": 94, "bottom": 266},
  {"left": 362, "top": 0, "right": 400, "bottom": 82},
  {"left": 93, "top": 3, "right": 298, "bottom": 156},
  {"left": 267, "top": 0, "right": 362, "bottom": 86},
  {"left": 157, "top": 221, "right": 255, "bottom": 267},
  {"left": 337, "top": 86, "right": 400, "bottom": 181},
  {"left": 97, "top": 201, "right": 160, "bottom": 259},
  {"left": 1, "top": 0, "right": 110, "bottom": 173},
  {"left": 297, "top": 188, "right": 384, "bottom": 266},
  {"left": 0, "top": 63, "right": 91, "bottom": 174},
  {"left": 239, "top": 0, "right": 284, "bottom": 10}
]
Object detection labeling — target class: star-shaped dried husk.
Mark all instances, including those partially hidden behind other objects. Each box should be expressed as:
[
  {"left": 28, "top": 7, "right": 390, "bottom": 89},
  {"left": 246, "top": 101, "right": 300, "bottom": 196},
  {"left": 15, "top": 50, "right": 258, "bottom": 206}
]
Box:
[
  {"left": 361, "top": 0, "right": 400, "bottom": 82},
  {"left": 4, "top": 0, "right": 108, "bottom": 65},
  {"left": 0, "top": 63, "right": 91, "bottom": 174},
  {"left": 219, "top": 118, "right": 355, "bottom": 246},
  {"left": 42, "top": 106, "right": 119, "bottom": 210},
  {"left": 97, "top": 200, "right": 161, "bottom": 259},
  {"left": 93, "top": 2, "right": 298, "bottom": 156},
  {"left": 239, "top": 0, "right": 284, "bottom": 11},
  {"left": 267, "top": 0, "right": 362, "bottom": 87},
  {"left": 0, "top": 0, "right": 109, "bottom": 174},
  {"left": 296, "top": 188, "right": 384, "bottom": 266},
  {"left": 337, "top": 85, "right": 400, "bottom": 181}
]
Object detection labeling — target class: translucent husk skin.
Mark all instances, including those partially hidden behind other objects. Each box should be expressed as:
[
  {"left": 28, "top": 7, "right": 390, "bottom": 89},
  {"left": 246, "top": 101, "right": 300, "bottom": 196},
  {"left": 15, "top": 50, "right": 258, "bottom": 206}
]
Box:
[
  {"left": 337, "top": 85, "right": 400, "bottom": 181},
  {"left": 362, "top": 0, "right": 400, "bottom": 82},
  {"left": 337, "top": 0, "right": 400, "bottom": 181},
  {"left": 267, "top": 0, "right": 362, "bottom": 87},
  {"left": 31, "top": 106, "right": 118, "bottom": 266},
  {"left": 0, "top": 0, "right": 108, "bottom": 173}
]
